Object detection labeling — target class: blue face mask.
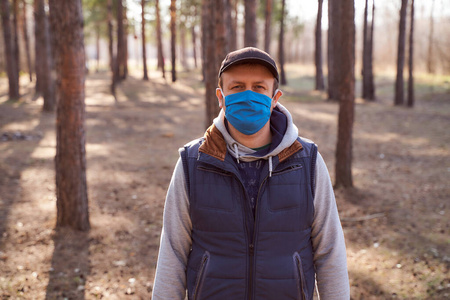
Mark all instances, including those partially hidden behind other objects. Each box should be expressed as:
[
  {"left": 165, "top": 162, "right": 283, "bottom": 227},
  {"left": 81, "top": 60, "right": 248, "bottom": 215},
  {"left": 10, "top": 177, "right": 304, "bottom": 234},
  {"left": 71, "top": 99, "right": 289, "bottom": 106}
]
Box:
[{"left": 223, "top": 89, "right": 277, "bottom": 135}]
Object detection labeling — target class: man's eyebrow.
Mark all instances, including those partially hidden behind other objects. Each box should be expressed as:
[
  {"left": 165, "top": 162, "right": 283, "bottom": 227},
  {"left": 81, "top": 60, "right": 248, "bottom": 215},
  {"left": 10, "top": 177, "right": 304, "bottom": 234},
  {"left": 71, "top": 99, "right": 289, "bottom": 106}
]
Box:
[
  {"left": 253, "top": 81, "right": 268, "bottom": 85},
  {"left": 228, "top": 80, "right": 245, "bottom": 85}
]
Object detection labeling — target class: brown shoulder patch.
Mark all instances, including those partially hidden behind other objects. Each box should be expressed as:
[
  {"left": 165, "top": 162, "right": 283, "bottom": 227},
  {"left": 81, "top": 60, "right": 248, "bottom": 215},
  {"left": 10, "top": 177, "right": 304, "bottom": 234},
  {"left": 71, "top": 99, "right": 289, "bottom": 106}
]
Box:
[
  {"left": 198, "top": 124, "right": 227, "bottom": 161},
  {"left": 278, "top": 140, "right": 303, "bottom": 162}
]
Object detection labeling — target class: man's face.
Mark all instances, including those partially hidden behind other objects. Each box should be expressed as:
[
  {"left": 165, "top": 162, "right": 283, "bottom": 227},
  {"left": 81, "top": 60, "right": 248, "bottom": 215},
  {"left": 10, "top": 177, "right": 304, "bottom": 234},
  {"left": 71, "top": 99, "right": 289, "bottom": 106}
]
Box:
[{"left": 216, "top": 64, "right": 280, "bottom": 110}]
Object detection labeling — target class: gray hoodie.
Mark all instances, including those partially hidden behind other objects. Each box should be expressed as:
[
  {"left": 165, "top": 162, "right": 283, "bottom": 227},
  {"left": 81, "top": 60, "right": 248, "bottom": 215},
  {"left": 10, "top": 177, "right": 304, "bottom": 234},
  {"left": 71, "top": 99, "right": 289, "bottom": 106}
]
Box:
[{"left": 152, "top": 103, "right": 350, "bottom": 299}]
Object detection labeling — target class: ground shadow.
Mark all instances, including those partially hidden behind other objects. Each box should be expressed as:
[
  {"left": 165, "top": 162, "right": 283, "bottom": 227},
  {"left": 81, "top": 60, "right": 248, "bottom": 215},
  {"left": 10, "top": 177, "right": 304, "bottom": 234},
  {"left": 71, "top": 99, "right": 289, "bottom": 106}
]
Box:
[{"left": 45, "top": 227, "right": 91, "bottom": 300}]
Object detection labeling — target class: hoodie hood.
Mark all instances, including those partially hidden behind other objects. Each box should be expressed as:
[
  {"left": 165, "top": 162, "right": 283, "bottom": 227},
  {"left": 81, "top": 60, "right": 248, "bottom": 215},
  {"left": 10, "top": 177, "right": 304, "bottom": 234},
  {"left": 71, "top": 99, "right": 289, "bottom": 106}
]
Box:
[{"left": 212, "top": 102, "right": 301, "bottom": 163}]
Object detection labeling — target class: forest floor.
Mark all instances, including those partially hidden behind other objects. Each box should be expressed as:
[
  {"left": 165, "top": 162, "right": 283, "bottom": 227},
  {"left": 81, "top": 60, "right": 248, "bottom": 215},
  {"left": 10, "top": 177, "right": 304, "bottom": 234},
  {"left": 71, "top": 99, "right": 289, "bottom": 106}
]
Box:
[{"left": 0, "top": 67, "right": 449, "bottom": 299}]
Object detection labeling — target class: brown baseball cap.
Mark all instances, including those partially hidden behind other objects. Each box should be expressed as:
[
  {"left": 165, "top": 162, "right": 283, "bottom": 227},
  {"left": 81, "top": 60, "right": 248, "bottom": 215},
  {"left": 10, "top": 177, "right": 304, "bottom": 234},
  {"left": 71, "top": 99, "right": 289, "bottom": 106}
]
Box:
[{"left": 218, "top": 47, "right": 279, "bottom": 82}]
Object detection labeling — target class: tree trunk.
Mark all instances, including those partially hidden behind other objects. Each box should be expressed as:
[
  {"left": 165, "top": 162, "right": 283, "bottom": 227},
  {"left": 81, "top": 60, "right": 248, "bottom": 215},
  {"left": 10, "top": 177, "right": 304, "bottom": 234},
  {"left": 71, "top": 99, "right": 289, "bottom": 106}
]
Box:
[
  {"left": 1, "top": 0, "right": 20, "bottom": 100},
  {"left": 278, "top": 0, "right": 287, "bottom": 85},
  {"left": 224, "top": 0, "right": 233, "bottom": 51},
  {"left": 264, "top": 0, "right": 273, "bottom": 53},
  {"left": 141, "top": 0, "right": 148, "bottom": 80},
  {"left": 426, "top": 0, "right": 435, "bottom": 74},
  {"left": 230, "top": 0, "right": 238, "bottom": 51},
  {"left": 314, "top": 0, "right": 324, "bottom": 90},
  {"left": 21, "top": 0, "right": 32, "bottom": 82},
  {"left": 216, "top": 0, "right": 228, "bottom": 60},
  {"left": 362, "top": 0, "right": 368, "bottom": 98},
  {"left": 155, "top": 0, "right": 165, "bottom": 78},
  {"left": 367, "top": 0, "right": 375, "bottom": 100},
  {"left": 327, "top": 0, "right": 338, "bottom": 101},
  {"left": 114, "top": 0, "right": 124, "bottom": 88},
  {"left": 394, "top": 0, "right": 408, "bottom": 106},
  {"left": 203, "top": 0, "right": 219, "bottom": 128},
  {"left": 49, "top": 0, "right": 90, "bottom": 231},
  {"left": 407, "top": 0, "right": 414, "bottom": 107},
  {"left": 107, "top": 0, "right": 113, "bottom": 73},
  {"left": 201, "top": 0, "right": 207, "bottom": 82},
  {"left": 122, "top": 3, "right": 128, "bottom": 79},
  {"left": 191, "top": 23, "right": 198, "bottom": 69},
  {"left": 334, "top": 0, "right": 355, "bottom": 188},
  {"left": 33, "top": 0, "right": 42, "bottom": 94},
  {"left": 12, "top": 0, "right": 20, "bottom": 84},
  {"left": 170, "top": 0, "right": 176, "bottom": 82},
  {"left": 244, "top": 0, "right": 257, "bottom": 47},
  {"left": 34, "top": 0, "right": 55, "bottom": 110}
]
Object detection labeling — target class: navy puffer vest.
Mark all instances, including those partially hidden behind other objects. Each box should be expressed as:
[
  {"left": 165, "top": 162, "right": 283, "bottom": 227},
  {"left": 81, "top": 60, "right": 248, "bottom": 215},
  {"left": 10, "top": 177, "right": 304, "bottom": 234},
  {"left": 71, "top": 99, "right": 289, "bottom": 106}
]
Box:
[{"left": 181, "top": 137, "right": 317, "bottom": 300}]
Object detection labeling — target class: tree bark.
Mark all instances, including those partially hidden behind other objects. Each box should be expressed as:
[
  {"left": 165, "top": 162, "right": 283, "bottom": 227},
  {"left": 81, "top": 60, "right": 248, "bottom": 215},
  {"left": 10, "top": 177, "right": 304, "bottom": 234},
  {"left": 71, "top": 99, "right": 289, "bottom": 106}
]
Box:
[
  {"left": 203, "top": 0, "right": 219, "bottom": 128},
  {"left": 244, "top": 0, "right": 257, "bottom": 47},
  {"left": 34, "top": 0, "right": 55, "bottom": 111},
  {"left": 201, "top": 0, "right": 206, "bottom": 81},
  {"left": 155, "top": 0, "right": 165, "bottom": 78},
  {"left": 49, "top": 0, "right": 89, "bottom": 231},
  {"left": 224, "top": 0, "right": 233, "bottom": 51},
  {"left": 362, "top": 0, "right": 369, "bottom": 98},
  {"left": 394, "top": 0, "right": 408, "bottom": 106},
  {"left": 216, "top": 0, "right": 228, "bottom": 60},
  {"left": 367, "top": 0, "right": 375, "bottom": 100},
  {"left": 122, "top": 3, "right": 128, "bottom": 79},
  {"left": 21, "top": 0, "right": 32, "bottom": 82},
  {"left": 278, "top": 0, "right": 287, "bottom": 85},
  {"left": 141, "top": 0, "right": 148, "bottom": 80},
  {"left": 315, "top": 0, "right": 324, "bottom": 90},
  {"left": 407, "top": 0, "right": 414, "bottom": 107},
  {"left": 334, "top": 0, "right": 355, "bottom": 188},
  {"left": 12, "top": 0, "right": 20, "bottom": 84},
  {"left": 264, "top": 0, "right": 273, "bottom": 53},
  {"left": 107, "top": 0, "right": 113, "bottom": 73},
  {"left": 1, "top": 0, "right": 20, "bottom": 100},
  {"left": 113, "top": 0, "right": 124, "bottom": 93},
  {"left": 230, "top": 0, "right": 238, "bottom": 51},
  {"left": 33, "top": 0, "right": 42, "bottom": 94},
  {"left": 327, "top": 0, "right": 338, "bottom": 101},
  {"left": 170, "top": 0, "right": 176, "bottom": 82}
]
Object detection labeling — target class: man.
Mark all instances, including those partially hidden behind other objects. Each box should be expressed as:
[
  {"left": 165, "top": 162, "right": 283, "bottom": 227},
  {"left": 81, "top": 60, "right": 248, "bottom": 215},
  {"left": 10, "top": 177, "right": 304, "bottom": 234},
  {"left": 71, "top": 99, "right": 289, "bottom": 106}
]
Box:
[{"left": 152, "top": 47, "right": 349, "bottom": 299}]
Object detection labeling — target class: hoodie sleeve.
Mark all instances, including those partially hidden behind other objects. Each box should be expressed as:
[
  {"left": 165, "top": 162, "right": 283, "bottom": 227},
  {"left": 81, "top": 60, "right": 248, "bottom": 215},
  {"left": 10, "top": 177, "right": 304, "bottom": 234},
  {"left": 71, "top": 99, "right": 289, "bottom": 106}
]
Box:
[
  {"left": 311, "top": 152, "right": 350, "bottom": 299},
  {"left": 152, "top": 158, "right": 192, "bottom": 300}
]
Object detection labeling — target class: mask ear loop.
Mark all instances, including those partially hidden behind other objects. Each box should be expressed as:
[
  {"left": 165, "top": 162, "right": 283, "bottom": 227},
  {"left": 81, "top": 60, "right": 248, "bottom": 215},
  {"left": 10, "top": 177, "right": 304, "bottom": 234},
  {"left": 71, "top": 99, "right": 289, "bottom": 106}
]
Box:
[
  {"left": 272, "top": 89, "right": 281, "bottom": 99},
  {"left": 219, "top": 88, "right": 226, "bottom": 106}
]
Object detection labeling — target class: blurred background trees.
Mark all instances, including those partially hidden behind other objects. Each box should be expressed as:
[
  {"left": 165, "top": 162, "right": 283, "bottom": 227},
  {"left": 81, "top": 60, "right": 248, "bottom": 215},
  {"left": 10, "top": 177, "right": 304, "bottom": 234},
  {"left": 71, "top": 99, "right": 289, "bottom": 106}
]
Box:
[
  {"left": 2, "top": 0, "right": 450, "bottom": 97},
  {"left": 1, "top": 0, "right": 450, "bottom": 225}
]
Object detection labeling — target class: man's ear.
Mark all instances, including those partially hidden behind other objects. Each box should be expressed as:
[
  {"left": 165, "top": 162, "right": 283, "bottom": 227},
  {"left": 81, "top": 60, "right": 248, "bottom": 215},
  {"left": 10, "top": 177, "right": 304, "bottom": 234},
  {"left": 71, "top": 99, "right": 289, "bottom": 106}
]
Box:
[
  {"left": 216, "top": 88, "right": 225, "bottom": 108},
  {"left": 272, "top": 89, "right": 283, "bottom": 108}
]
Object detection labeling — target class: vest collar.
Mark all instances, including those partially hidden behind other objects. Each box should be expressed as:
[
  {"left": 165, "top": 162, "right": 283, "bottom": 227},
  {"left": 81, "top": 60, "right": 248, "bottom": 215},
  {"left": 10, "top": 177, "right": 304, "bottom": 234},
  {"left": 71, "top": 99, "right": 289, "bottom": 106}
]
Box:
[{"left": 199, "top": 124, "right": 302, "bottom": 163}]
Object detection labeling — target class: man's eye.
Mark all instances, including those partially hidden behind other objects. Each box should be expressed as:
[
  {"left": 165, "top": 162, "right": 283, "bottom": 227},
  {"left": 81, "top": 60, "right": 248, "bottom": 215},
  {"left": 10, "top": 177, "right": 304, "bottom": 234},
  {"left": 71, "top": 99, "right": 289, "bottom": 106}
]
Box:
[
  {"left": 255, "top": 85, "right": 265, "bottom": 90},
  {"left": 231, "top": 86, "right": 241, "bottom": 89}
]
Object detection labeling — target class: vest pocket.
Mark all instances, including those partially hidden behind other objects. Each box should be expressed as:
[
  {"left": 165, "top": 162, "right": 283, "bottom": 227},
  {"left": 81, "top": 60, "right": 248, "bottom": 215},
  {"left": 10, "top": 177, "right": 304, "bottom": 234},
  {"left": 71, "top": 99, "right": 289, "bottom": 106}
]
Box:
[
  {"left": 293, "top": 252, "right": 308, "bottom": 300},
  {"left": 192, "top": 251, "right": 210, "bottom": 300}
]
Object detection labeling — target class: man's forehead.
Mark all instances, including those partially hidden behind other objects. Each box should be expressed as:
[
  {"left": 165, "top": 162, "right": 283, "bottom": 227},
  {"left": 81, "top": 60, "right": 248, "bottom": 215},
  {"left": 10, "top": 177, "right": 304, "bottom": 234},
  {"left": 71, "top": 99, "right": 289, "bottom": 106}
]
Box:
[{"left": 222, "top": 64, "right": 274, "bottom": 81}]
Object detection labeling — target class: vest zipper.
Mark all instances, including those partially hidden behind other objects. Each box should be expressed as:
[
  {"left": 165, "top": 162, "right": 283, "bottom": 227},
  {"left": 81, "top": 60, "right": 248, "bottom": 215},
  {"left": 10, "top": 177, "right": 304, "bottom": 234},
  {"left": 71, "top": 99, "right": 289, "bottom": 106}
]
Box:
[
  {"left": 247, "top": 174, "right": 269, "bottom": 300},
  {"left": 231, "top": 172, "right": 256, "bottom": 300},
  {"left": 192, "top": 252, "right": 209, "bottom": 300},
  {"left": 294, "top": 252, "right": 308, "bottom": 300},
  {"left": 249, "top": 163, "right": 300, "bottom": 299}
]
